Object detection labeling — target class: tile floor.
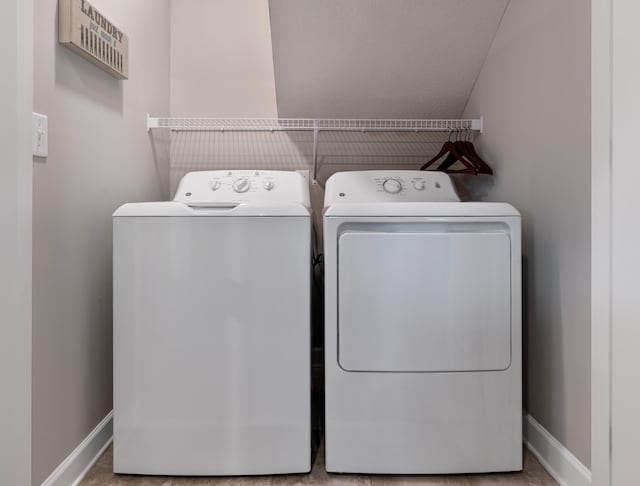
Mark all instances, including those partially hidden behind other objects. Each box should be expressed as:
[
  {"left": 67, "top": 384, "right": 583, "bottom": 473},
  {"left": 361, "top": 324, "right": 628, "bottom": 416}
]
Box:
[{"left": 80, "top": 443, "right": 557, "bottom": 486}]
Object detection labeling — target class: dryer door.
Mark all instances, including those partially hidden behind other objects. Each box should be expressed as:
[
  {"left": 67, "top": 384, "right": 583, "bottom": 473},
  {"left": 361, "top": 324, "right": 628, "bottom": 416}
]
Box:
[{"left": 337, "top": 228, "right": 512, "bottom": 372}]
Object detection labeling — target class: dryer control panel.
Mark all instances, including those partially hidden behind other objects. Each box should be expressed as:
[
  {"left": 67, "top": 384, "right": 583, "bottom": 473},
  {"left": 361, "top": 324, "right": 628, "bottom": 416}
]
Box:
[
  {"left": 173, "top": 170, "right": 310, "bottom": 207},
  {"left": 324, "top": 170, "right": 460, "bottom": 205}
]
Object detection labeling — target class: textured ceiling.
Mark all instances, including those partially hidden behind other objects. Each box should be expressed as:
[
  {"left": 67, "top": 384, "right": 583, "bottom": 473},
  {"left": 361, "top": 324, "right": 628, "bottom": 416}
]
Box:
[{"left": 269, "top": 0, "right": 509, "bottom": 118}]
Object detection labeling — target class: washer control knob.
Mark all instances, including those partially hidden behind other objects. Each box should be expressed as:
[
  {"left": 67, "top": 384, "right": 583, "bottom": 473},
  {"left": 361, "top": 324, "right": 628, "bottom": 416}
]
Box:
[
  {"left": 233, "top": 178, "right": 250, "bottom": 193},
  {"left": 383, "top": 178, "right": 402, "bottom": 194},
  {"left": 209, "top": 180, "right": 221, "bottom": 191},
  {"left": 413, "top": 180, "right": 425, "bottom": 190},
  {"left": 264, "top": 180, "right": 274, "bottom": 191}
]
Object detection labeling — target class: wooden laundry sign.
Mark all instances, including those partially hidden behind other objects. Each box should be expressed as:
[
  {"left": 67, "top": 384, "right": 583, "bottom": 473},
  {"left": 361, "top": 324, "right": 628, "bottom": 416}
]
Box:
[{"left": 58, "top": 0, "right": 129, "bottom": 80}]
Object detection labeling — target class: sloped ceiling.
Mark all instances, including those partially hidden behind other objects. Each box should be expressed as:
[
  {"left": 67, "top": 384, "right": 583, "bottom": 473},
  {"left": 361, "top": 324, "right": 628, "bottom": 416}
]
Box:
[{"left": 269, "top": 0, "right": 509, "bottom": 118}]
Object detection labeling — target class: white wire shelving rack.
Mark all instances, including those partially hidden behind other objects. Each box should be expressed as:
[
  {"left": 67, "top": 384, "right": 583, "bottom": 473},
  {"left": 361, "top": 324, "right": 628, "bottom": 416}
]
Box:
[{"left": 146, "top": 115, "right": 483, "bottom": 184}]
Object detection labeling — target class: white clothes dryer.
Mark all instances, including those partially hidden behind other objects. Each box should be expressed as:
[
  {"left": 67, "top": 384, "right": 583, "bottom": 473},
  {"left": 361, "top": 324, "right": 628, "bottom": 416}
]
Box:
[
  {"left": 323, "top": 170, "right": 521, "bottom": 474},
  {"left": 113, "top": 170, "right": 311, "bottom": 475}
]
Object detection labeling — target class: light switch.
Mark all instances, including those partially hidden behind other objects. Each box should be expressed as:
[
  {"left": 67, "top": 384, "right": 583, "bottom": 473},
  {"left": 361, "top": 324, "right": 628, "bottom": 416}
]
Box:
[{"left": 32, "top": 112, "right": 48, "bottom": 158}]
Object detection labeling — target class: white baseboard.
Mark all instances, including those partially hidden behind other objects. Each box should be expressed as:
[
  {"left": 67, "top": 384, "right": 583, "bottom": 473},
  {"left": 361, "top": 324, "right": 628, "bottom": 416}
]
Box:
[
  {"left": 41, "top": 411, "right": 113, "bottom": 486},
  {"left": 39, "top": 410, "right": 588, "bottom": 486},
  {"left": 524, "top": 414, "right": 591, "bottom": 486}
]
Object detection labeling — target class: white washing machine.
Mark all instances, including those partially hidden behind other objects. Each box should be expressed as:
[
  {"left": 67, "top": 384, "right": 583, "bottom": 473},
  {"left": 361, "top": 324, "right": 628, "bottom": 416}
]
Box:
[
  {"left": 323, "top": 170, "right": 521, "bottom": 474},
  {"left": 113, "top": 170, "right": 311, "bottom": 476}
]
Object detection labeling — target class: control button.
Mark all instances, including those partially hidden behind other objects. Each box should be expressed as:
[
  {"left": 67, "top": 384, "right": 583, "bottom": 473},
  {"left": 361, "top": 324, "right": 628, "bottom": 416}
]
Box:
[
  {"left": 264, "top": 180, "right": 274, "bottom": 191},
  {"left": 382, "top": 178, "right": 402, "bottom": 194},
  {"left": 233, "top": 178, "right": 250, "bottom": 193},
  {"left": 209, "top": 180, "right": 221, "bottom": 191},
  {"left": 413, "top": 180, "right": 425, "bottom": 190}
]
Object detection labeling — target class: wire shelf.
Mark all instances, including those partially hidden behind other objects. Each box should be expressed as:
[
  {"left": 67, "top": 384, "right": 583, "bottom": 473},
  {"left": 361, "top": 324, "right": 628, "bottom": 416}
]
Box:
[
  {"left": 151, "top": 115, "right": 484, "bottom": 186},
  {"left": 147, "top": 115, "right": 483, "bottom": 133}
]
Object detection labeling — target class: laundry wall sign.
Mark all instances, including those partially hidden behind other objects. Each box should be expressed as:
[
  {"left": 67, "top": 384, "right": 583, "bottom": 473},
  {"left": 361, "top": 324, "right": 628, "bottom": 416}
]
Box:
[{"left": 58, "top": 0, "right": 129, "bottom": 80}]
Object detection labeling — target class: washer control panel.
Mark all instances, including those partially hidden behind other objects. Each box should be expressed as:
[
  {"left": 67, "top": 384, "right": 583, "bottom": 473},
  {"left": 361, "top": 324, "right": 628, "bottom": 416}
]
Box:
[
  {"left": 325, "top": 170, "right": 460, "bottom": 204},
  {"left": 173, "top": 170, "right": 309, "bottom": 206}
]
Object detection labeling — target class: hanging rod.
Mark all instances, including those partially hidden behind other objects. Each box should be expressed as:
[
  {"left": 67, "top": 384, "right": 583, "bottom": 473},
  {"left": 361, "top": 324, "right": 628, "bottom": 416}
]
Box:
[{"left": 147, "top": 115, "right": 483, "bottom": 185}]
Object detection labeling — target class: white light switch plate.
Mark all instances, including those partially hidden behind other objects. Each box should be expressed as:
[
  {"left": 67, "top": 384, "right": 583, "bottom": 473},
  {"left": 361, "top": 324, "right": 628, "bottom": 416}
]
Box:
[{"left": 32, "top": 112, "right": 48, "bottom": 157}]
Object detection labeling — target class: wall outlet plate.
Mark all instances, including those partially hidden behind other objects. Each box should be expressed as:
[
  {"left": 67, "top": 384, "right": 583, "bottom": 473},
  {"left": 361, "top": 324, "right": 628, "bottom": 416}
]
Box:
[{"left": 32, "top": 112, "right": 48, "bottom": 158}]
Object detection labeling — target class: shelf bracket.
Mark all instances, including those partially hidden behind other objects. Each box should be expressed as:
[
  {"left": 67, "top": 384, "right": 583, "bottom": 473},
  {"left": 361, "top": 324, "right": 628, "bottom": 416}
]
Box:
[
  {"left": 146, "top": 114, "right": 160, "bottom": 133},
  {"left": 473, "top": 116, "right": 484, "bottom": 133}
]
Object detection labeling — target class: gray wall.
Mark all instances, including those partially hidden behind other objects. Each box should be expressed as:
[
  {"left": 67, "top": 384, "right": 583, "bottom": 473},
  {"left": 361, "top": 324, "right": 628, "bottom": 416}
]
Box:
[
  {"left": 170, "top": 0, "right": 278, "bottom": 117},
  {"left": 0, "top": 0, "right": 33, "bottom": 484},
  {"left": 32, "top": 1, "right": 170, "bottom": 484},
  {"left": 269, "top": 0, "right": 509, "bottom": 118},
  {"left": 462, "top": 0, "right": 591, "bottom": 466}
]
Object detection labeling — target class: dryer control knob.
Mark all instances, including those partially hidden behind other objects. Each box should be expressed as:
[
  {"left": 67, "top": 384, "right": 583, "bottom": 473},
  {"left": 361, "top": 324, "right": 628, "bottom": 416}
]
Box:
[
  {"left": 233, "top": 178, "right": 250, "bottom": 193},
  {"left": 209, "top": 180, "right": 221, "bottom": 191},
  {"left": 264, "top": 180, "right": 274, "bottom": 191},
  {"left": 413, "top": 180, "right": 425, "bottom": 190},
  {"left": 383, "top": 178, "right": 402, "bottom": 194}
]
